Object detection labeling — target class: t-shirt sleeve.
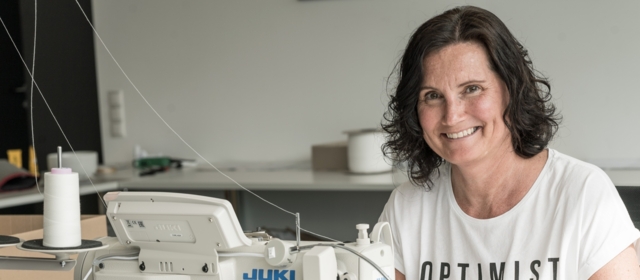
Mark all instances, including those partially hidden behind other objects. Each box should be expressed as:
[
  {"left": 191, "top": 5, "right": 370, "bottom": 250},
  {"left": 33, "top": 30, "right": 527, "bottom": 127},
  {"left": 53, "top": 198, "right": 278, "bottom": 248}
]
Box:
[
  {"left": 577, "top": 169, "right": 640, "bottom": 278},
  {"left": 378, "top": 187, "right": 406, "bottom": 275}
]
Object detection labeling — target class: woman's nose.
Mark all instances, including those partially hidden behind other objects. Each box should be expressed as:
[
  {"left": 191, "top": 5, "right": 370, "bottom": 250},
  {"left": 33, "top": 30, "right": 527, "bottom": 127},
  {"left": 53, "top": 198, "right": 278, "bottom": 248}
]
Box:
[{"left": 443, "top": 99, "right": 465, "bottom": 126}]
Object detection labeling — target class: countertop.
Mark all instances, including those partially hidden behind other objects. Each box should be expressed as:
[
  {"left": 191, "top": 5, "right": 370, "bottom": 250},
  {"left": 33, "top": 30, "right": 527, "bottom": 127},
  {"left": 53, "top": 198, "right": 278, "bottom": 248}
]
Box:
[
  {"left": 1, "top": 166, "right": 639, "bottom": 209},
  {"left": 119, "top": 168, "right": 407, "bottom": 191}
]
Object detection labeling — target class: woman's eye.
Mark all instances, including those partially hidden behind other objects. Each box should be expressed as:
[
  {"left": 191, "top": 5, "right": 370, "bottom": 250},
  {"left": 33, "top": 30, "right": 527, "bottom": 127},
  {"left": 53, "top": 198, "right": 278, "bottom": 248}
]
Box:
[
  {"left": 424, "top": 92, "right": 440, "bottom": 100},
  {"left": 465, "top": 85, "right": 481, "bottom": 93}
]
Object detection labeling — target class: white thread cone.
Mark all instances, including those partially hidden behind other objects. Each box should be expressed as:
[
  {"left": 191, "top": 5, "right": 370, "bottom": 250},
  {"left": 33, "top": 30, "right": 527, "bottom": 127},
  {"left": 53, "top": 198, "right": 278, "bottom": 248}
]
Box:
[{"left": 43, "top": 171, "right": 81, "bottom": 247}]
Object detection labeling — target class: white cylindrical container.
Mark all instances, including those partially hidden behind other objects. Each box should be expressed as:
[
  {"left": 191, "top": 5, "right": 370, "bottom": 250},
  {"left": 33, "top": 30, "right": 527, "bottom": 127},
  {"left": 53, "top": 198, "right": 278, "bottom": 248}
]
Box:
[
  {"left": 43, "top": 168, "right": 81, "bottom": 248},
  {"left": 345, "top": 129, "right": 392, "bottom": 174},
  {"left": 47, "top": 151, "right": 98, "bottom": 180}
]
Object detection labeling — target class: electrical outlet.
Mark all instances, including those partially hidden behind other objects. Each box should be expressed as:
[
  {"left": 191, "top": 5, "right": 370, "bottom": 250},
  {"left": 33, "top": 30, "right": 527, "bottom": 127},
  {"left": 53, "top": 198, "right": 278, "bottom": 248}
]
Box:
[{"left": 108, "top": 90, "right": 126, "bottom": 137}]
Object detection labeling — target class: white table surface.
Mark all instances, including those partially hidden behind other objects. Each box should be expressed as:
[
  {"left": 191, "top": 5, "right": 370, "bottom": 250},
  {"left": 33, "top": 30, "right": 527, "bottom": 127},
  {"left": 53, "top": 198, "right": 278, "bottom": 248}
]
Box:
[
  {"left": 0, "top": 181, "right": 118, "bottom": 209},
  {"left": 1, "top": 167, "right": 639, "bottom": 209},
  {"left": 117, "top": 168, "right": 640, "bottom": 189},
  {"left": 119, "top": 168, "right": 407, "bottom": 191}
]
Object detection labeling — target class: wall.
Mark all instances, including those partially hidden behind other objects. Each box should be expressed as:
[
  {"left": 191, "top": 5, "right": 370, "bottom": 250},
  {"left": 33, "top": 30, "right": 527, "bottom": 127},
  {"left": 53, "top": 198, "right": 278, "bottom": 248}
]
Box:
[{"left": 90, "top": 0, "right": 640, "bottom": 166}]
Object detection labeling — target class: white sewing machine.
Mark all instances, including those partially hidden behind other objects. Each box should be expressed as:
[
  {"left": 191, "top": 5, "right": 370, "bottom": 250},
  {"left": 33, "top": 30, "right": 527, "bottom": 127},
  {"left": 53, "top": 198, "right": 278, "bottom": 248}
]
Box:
[{"left": 73, "top": 191, "right": 395, "bottom": 280}]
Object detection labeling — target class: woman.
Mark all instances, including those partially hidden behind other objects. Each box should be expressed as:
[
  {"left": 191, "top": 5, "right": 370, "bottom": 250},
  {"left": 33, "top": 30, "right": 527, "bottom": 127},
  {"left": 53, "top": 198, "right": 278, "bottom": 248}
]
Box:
[{"left": 379, "top": 6, "right": 640, "bottom": 279}]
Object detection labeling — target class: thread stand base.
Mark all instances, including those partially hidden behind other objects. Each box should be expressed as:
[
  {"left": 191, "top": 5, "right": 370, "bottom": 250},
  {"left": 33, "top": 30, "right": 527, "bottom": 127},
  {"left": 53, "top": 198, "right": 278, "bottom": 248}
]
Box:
[
  {"left": 1, "top": 238, "right": 106, "bottom": 271},
  {"left": 0, "top": 235, "right": 21, "bottom": 248},
  {"left": 18, "top": 239, "right": 108, "bottom": 255}
]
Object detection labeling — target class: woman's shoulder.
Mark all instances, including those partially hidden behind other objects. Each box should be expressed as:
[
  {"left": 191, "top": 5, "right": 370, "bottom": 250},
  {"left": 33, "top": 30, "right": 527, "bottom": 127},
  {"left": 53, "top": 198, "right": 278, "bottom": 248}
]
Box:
[
  {"left": 391, "top": 164, "right": 450, "bottom": 202},
  {"left": 390, "top": 181, "right": 428, "bottom": 202},
  {"left": 547, "top": 149, "right": 609, "bottom": 180},
  {"left": 544, "top": 149, "right": 614, "bottom": 193}
]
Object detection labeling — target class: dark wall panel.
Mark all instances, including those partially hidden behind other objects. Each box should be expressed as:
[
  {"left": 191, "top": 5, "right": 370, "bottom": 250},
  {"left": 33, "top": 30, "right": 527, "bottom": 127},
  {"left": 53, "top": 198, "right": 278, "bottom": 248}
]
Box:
[
  {"left": 0, "top": 0, "right": 30, "bottom": 167},
  {"left": 19, "top": 0, "right": 102, "bottom": 172}
]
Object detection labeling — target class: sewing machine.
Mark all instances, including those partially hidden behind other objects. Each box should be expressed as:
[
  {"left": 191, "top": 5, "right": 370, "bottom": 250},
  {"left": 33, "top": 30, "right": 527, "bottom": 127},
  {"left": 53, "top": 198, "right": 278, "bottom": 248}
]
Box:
[
  {"left": 0, "top": 155, "right": 394, "bottom": 279},
  {"left": 73, "top": 191, "right": 395, "bottom": 280}
]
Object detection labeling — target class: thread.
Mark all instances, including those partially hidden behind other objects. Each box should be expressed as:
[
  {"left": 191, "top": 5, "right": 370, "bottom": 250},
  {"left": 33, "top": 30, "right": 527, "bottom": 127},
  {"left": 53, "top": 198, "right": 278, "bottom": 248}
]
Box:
[
  {"left": 0, "top": 13, "right": 107, "bottom": 210},
  {"left": 1, "top": 2, "right": 342, "bottom": 244},
  {"left": 43, "top": 168, "right": 81, "bottom": 247},
  {"left": 30, "top": 0, "right": 41, "bottom": 195},
  {"left": 73, "top": 0, "right": 295, "bottom": 217},
  {"left": 300, "top": 228, "right": 340, "bottom": 242},
  {"left": 71, "top": 0, "right": 342, "bottom": 241}
]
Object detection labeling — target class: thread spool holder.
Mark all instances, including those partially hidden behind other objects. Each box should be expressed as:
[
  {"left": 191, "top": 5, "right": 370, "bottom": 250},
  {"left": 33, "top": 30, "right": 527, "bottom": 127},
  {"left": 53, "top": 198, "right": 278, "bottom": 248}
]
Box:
[
  {"left": 0, "top": 147, "right": 107, "bottom": 271},
  {"left": 0, "top": 236, "right": 20, "bottom": 248},
  {"left": 0, "top": 237, "right": 108, "bottom": 271}
]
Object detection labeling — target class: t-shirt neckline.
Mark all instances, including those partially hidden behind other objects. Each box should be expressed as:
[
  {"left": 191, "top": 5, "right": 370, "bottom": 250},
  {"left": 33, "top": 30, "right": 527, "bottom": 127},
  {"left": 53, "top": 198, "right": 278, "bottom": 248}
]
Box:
[{"left": 445, "top": 149, "right": 555, "bottom": 224}]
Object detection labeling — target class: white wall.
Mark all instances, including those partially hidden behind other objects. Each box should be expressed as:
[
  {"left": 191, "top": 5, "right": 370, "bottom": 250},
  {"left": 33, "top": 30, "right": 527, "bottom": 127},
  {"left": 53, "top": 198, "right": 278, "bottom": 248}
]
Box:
[{"left": 91, "top": 0, "right": 640, "bottom": 166}]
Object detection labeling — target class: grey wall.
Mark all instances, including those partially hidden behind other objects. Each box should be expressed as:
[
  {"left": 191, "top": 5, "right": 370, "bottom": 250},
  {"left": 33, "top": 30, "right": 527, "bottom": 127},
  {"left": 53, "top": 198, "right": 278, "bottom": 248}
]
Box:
[{"left": 91, "top": 0, "right": 640, "bottom": 166}]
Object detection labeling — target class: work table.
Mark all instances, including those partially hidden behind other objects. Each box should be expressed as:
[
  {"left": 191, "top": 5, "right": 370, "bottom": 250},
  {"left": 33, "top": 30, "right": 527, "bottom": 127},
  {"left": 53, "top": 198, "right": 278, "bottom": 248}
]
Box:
[
  {"left": 1, "top": 167, "right": 640, "bottom": 209},
  {"left": 2, "top": 166, "right": 639, "bottom": 241},
  {"left": 0, "top": 168, "right": 405, "bottom": 209},
  {"left": 119, "top": 168, "right": 408, "bottom": 191}
]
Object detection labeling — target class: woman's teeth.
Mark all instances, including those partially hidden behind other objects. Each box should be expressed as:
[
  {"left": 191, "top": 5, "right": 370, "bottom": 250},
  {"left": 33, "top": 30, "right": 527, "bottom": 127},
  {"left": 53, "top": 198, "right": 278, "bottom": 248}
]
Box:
[{"left": 446, "top": 127, "right": 477, "bottom": 139}]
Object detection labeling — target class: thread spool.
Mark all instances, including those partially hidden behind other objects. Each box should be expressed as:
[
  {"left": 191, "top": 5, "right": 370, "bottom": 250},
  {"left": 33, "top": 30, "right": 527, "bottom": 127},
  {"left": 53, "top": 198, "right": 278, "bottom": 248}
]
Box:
[{"left": 43, "top": 167, "right": 81, "bottom": 248}]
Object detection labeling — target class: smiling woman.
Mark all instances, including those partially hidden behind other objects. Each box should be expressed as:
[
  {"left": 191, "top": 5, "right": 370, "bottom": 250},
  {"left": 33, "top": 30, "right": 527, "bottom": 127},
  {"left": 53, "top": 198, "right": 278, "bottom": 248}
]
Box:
[
  {"left": 382, "top": 6, "right": 559, "bottom": 189},
  {"left": 379, "top": 5, "right": 640, "bottom": 280},
  {"left": 417, "top": 42, "right": 512, "bottom": 168}
]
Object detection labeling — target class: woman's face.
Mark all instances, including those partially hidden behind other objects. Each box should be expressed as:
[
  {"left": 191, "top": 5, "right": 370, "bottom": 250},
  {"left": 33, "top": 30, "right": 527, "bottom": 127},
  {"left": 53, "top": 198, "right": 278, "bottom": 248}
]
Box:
[{"left": 417, "top": 42, "right": 512, "bottom": 167}]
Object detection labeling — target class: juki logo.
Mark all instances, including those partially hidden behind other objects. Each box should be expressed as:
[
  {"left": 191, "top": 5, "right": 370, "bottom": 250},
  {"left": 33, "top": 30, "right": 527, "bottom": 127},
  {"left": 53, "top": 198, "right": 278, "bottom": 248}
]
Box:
[{"left": 242, "top": 269, "right": 296, "bottom": 280}]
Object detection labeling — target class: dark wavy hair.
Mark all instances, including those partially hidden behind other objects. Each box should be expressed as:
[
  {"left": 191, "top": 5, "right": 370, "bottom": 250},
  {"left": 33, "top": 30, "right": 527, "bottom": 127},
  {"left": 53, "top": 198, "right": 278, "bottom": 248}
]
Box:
[{"left": 382, "top": 6, "right": 560, "bottom": 189}]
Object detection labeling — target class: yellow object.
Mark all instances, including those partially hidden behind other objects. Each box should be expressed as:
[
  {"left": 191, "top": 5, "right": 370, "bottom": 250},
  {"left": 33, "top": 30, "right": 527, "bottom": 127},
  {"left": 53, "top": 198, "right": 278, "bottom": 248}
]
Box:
[
  {"left": 7, "top": 149, "right": 22, "bottom": 169},
  {"left": 28, "top": 146, "right": 39, "bottom": 176}
]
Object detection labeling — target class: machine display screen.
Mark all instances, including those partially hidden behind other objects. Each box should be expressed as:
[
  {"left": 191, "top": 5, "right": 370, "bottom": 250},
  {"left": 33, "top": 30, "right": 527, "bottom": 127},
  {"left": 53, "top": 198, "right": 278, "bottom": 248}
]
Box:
[{"left": 120, "top": 218, "right": 196, "bottom": 243}]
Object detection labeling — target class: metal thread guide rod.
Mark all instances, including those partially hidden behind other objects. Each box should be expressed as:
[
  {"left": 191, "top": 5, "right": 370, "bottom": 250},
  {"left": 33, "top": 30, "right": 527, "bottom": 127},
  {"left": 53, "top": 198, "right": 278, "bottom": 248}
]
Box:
[
  {"left": 295, "top": 213, "right": 300, "bottom": 251},
  {"left": 57, "top": 146, "right": 62, "bottom": 168}
]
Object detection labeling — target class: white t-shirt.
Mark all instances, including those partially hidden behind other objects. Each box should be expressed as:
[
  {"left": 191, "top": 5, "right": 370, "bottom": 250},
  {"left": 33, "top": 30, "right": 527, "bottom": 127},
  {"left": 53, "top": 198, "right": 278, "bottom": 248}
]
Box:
[{"left": 379, "top": 149, "right": 640, "bottom": 279}]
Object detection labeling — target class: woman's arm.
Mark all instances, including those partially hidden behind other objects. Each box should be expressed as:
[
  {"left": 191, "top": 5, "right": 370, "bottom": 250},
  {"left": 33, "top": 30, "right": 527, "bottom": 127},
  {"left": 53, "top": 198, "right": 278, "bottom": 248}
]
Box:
[
  {"left": 589, "top": 245, "right": 640, "bottom": 279},
  {"left": 395, "top": 269, "right": 405, "bottom": 280}
]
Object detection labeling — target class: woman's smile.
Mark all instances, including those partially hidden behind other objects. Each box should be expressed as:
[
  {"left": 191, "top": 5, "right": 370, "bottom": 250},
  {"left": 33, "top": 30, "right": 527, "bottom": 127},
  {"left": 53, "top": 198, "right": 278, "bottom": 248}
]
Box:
[{"left": 443, "top": 126, "right": 480, "bottom": 140}]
